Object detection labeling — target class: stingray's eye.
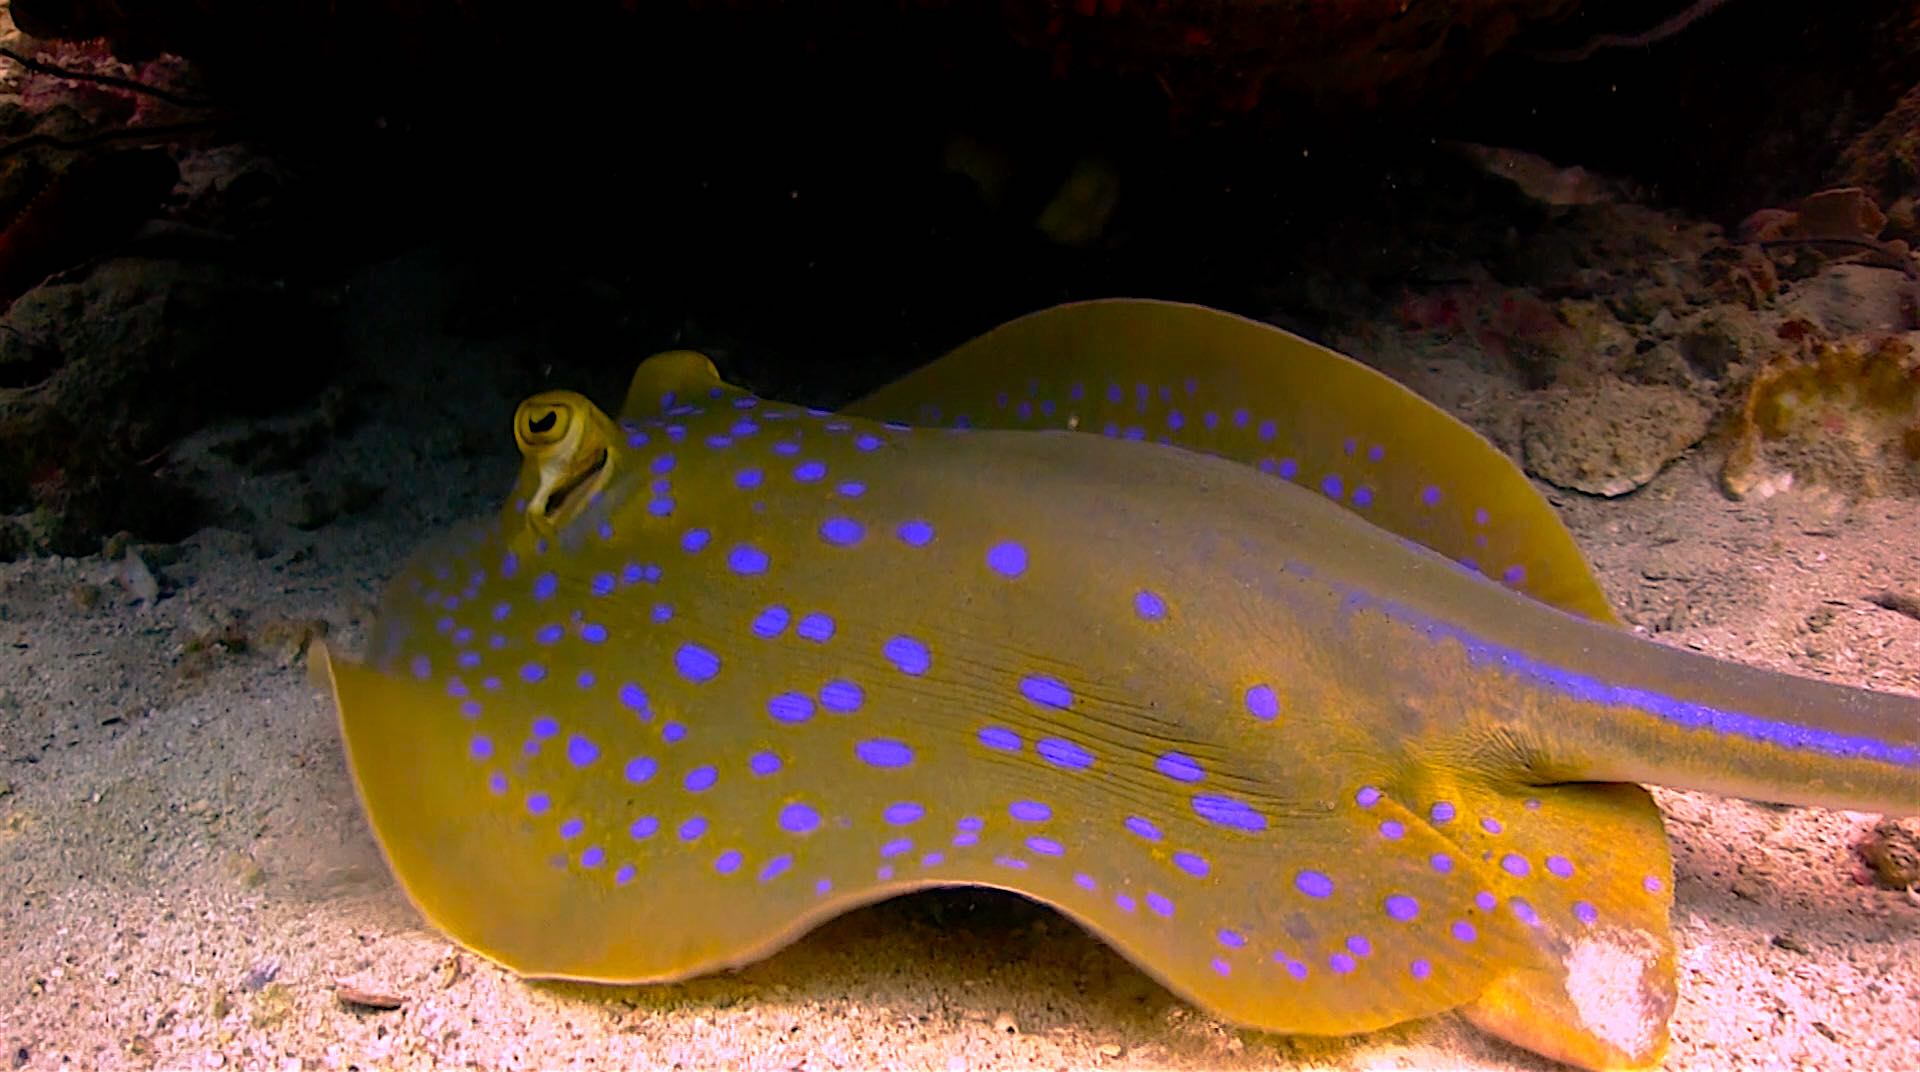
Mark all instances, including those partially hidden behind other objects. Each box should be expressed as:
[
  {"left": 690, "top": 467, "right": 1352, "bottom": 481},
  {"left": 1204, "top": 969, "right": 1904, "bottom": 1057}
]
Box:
[
  {"left": 516, "top": 397, "right": 574, "bottom": 451},
  {"left": 513, "top": 390, "right": 617, "bottom": 535}
]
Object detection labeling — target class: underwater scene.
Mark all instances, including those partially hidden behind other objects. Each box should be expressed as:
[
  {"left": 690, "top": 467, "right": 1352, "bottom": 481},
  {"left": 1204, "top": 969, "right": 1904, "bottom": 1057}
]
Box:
[{"left": 0, "top": 2, "right": 1917, "bottom": 1069}]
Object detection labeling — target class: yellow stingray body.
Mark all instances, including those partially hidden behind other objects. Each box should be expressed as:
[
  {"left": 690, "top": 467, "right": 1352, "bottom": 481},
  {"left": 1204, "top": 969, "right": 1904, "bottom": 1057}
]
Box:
[{"left": 317, "top": 300, "right": 1920, "bottom": 1071}]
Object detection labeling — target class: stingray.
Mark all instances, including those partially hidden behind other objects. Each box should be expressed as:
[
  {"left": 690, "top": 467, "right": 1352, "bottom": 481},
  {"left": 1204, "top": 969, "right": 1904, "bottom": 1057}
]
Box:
[{"left": 316, "top": 299, "right": 1920, "bottom": 1070}]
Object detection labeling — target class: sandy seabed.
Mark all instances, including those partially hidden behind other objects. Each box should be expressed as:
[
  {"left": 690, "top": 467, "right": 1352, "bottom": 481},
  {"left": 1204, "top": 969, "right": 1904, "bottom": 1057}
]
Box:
[{"left": 2, "top": 252, "right": 1918, "bottom": 1072}]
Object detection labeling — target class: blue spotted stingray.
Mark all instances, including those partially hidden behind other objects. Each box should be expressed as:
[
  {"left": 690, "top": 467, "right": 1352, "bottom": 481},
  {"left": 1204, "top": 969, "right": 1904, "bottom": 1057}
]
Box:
[{"left": 315, "top": 299, "right": 1920, "bottom": 1071}]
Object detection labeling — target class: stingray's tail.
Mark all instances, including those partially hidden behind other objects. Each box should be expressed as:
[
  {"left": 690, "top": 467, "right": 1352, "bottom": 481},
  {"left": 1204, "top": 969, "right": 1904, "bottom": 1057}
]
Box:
[{"left": 1491, "top": 593, "right": 1920, "bottom": 817}]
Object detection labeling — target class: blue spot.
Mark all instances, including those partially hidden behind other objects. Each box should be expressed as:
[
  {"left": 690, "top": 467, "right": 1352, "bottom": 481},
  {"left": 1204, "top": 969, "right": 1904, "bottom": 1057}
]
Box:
[
  {"left": 1329, "top": 953, "right": 1356, "bottom": 974},
  {"left": 819, "top": 679, "right": 864, "bottom": 713},
  {"left": 468, "top": 735, "right": 493, "bottom": 760},
  {"left": 647, "top": 497, "right": 675, "bottom": 517},
  {"left": 977, "top": 726, "right": 1021, "bottom": 751},
  {"left": 752, "top": 605, "right": 791, "bottom": 638},
  {"left": 1385, "top": 894, "right": 1420, "bottom": 921},
  {"left": 794, "top": 460, "right": 827, "bottom": 483},
  {"left": 1036, "top": 737, "right": 1094, "bottom": 770},
  {"left": 736, "top": 467, "right": 764, "bottom": 489},
  {"left": 500, "top": 552, "right": 520, "bottom": 578},
  {"left": 1278, "top": 458, "right": 1299, "bottom": 479},
  {"left": 520, "top": 662, "right": 548, "bottom": 683},
  {"left": 856, "top": 738, "right": 914, "bottom": 768},
  {"left": 580, "top": 846, "right": 605, "bottom": 868},
  {"left": 922, "top": 851, "right": 946, "bottom": 868},
  {"left": 651, "top": 454, "right": 676, "bottom": 475},
  {"left": 1379, "top": 820, "right": 1406, "bottom": 840},
  {"left": 1421, "top": 485, "right": 1443, "bottom": 506},
  {"left": 1355, "top": 785, "right": 1382, "bottom": 807},
  {"left": 896, "top": 520, "right": 935, "bottom": 547},
  {"left": 779, "top": 803, "right": 820, "bottom": 833},
  {"left": 1257, "top": 418, "right": 1277, "bottom": 441},
  {"left": 1155, "top": 752, "right": 1205, "bottom": 783},
  {"left": 1133, "top": 590, "right": 1167, "bottom": 620},
  {"left": 884, "top": 802, "right": 925, "bottom": 825},
  {"left": 527, "top": 793, "right": 551, "bottom": 815},
  {"left": 532, "top": 717, "right": 559, "bottom": 739},
  {"left": 1430, "top": 801, "right": 1457, "bottom": 823},
  {"left": 1451, "top": 921, "right": 1478, "bottom": 943},
  {"left": 820, "top": 517, "right": 865, "bottom": 546},
  {"left": 685, "top": 765, "right": 718, "bottom": 792},
  {"left": 728, "top": 545, "right": 770, "bottom": 575},
  {"left": 1547, "top": 855, "right": 1575, "bottom": 878},
  {"left": 1124, "top": 815, "right": 1162, "bottom": 841},
  {"left": 1353, "top": 486, "right": 1375, "bottom": 508},
  {"left": 1145, "top": 892, "right": 1174, "bottom": 917},
  {"left": 883, "top": 635, "right": 930, "bottom": 675},
  {"left": 854, "top": 433, "right": 883, "bottom": 452},
  {"left": 662, "top": 721, "right": 687, "bottom": 744},
  {"left": 1115, "top": 894, "right": 1137, "bottom": 913},
  {"left": 714, "top": 850, "right": 743, "bottom": 875},
  {"left": 624, "top": 756, "right": 658, "bottom": 784},
  {"left": 768, "top": 692, "right": 815, "bottom": 724},
  {"left": 566, "top": 735, "right": 600, "bottom": 767},
  {"left": 532, "top": 573, "right": 558, "bottom": 601},
  {"left": 750, "top": 751, "right": 783, "bottom": 776},
  {"left": 653, "top": 603, "right": 673, "bottom": 623},
  {"left": 1501, "top": 853, "right": 1531, "bottom": 877},
  {"left": 1217, "top": 929, "right": 1246, "bottom": 949},
  {"left": 679, "top": 816, "right": 708, "bottom": 842},
  {"left": 1027, "top": 837, "right": 1064, "bottom": 857},
  {"left": 1574, "top": 900, "right": 1598, "bottom": 925},
  {"left": 1295, "top": 870, "right": 1334, "bottom": 898},
  {"left": 1073, "top": 873, "right": 1097, "bottom": 891},
  {"left": 1008, "top": 800, "right": 1052, "bottom": 822},
  {"left": 1192, "top": 793, "right": 1267, "bottom": 832},
  {"left": 1172, "top": 851, "right": 1210, "bottom": 877},
  {"left": 675, "top": 644, "right": 721, "bottom": 682},
  {"left": 1244, "top": 684, "right": 1279, "bottom": 721},
  {"left": 986, "top": 542, "right": 1028, "bottom": 577},
  {"left": 759, "top": 854, "right": 793, "bottom": 882},
  {"left": 619, "top": 682, "right": 650, "bottom": 716},
  {"left": 1431, "top": 852, "right": 1455, "bottom": 873},
  {"left": 1019, "top": 675, "right": 1073, "bottom": 709},
  {"left": 880, "top": 839, "right": 912, "bottom": 859},
  {"left": 681, "top": 528, "right": 711, "bottom": 553},
  {"left": 836, "top": 480, "right": 866, "bottom": 498},
  {"left": 957, "top": 816, "right": 984, "bottom": 833},
  {"left": 797, "top": 612, "right": 836, "bottom": 642},
  {"left": 559, "top": 818, "right": 584, "bottom": 839},
  {"left": 535, "top": 623, "right": 564, "bottom": 645},
  {"left": 580, "top": 623, "right": 608, "bottom": 645}
]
